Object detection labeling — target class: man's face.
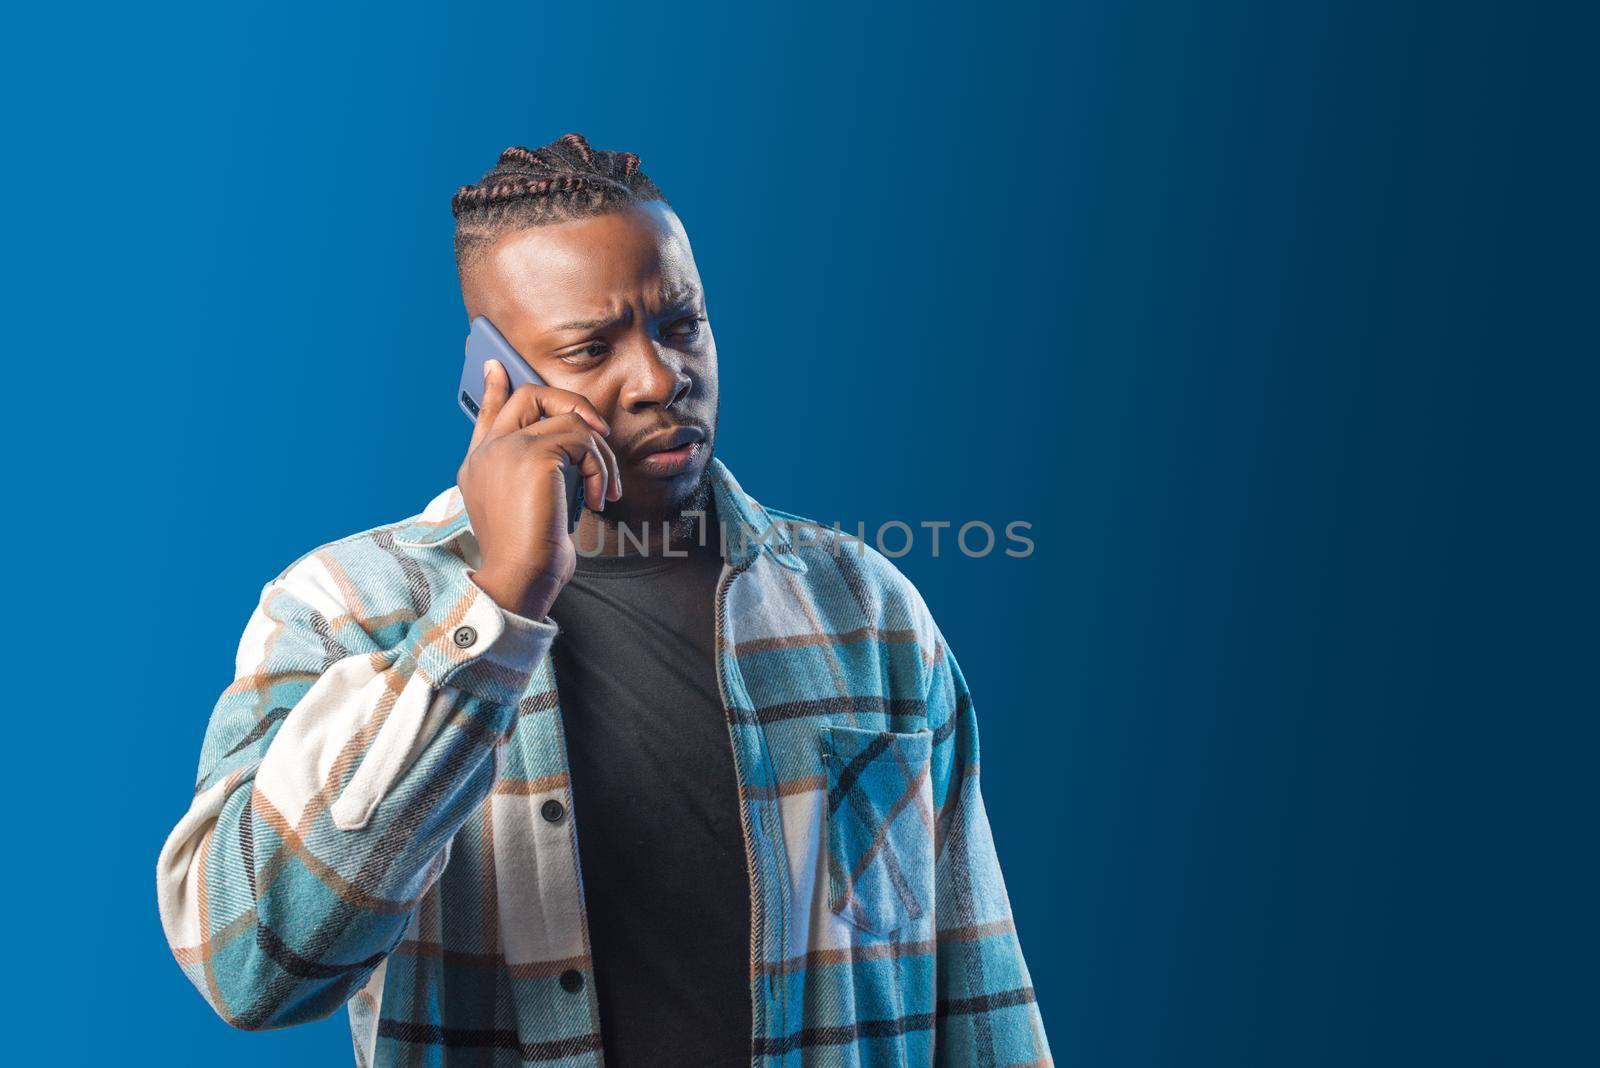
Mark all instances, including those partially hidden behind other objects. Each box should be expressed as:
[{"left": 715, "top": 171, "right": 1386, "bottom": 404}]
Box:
[{"left": 460, "top": 202, "right": 719, "bottom": 525}]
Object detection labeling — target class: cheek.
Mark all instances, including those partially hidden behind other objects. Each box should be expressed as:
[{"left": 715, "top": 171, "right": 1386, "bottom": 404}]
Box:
[
  {"left": 693, "top": 350, "right": 719, "bottom": 398},
  {"left": 577, "top": 373, "right": 629, "bottom": 417}
]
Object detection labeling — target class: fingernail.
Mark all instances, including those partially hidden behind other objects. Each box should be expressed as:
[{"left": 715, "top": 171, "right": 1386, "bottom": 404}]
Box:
[{"left": 483, "top": 359, "right": 499, "bottom": 382}]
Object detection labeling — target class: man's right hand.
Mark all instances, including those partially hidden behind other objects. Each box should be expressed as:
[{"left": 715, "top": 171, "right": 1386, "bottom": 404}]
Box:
[{"left": 457, "top": 357, "right": 623, "bottom": 620}]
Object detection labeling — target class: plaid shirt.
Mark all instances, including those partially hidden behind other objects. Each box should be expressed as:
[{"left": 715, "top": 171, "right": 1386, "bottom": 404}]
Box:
[{"left": 156, "top": 457, "right": 1052, "bottom": 1067}]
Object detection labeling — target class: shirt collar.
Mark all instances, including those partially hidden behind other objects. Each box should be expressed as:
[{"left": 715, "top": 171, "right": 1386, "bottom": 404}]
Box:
[{"left": 391, "top": 455, "right": 808, "bottom": 574}]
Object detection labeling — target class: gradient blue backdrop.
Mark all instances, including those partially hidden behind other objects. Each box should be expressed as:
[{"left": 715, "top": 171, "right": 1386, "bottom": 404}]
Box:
[{"left": 6, "top": 1, "right": 1592, "bottom": 1065}]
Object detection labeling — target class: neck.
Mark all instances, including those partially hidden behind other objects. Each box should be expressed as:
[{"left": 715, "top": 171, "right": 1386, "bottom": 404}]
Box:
[{"left": 572, "top": 500, "right": 716, "bottom": 559}]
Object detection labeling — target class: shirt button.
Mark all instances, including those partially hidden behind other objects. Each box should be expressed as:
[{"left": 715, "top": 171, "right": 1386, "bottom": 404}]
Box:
[
  {"left": 541, "top": 799, "right": 565, "bottom": 823},
  {"left": 559, "top": 968, "right": 584, "bottom": 992},
  {"left": 452, "top": 625, "right": 478, "bottom": 648}
]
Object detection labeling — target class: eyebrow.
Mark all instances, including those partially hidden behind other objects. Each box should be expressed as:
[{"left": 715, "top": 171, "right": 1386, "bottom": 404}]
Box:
[{"left": 549, "top": 284, "right": 703, "bottom": 333}]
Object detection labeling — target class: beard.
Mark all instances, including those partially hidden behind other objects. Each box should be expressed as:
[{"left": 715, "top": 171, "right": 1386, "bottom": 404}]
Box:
[
  {"left": 605, "top": 395, "right": 719, "bottom": 549},
  {"left": 664, "top": 448, "right": 717, "bottom": 546}
]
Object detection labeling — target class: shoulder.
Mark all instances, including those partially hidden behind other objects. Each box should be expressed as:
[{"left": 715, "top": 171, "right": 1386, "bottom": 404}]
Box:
[
  {"left": 761, "top": 504, "right": 942, "bottom": 663},
  {"left": 258, "top": 484, "right": 463, "bottom": 619}
]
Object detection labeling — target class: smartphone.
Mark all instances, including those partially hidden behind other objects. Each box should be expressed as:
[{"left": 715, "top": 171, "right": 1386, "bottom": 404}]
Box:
[{"left": 459, "top": 315, "right": 585, "bottom": 533}]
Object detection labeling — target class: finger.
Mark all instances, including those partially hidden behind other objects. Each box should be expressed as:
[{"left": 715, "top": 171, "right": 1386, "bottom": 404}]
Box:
[
  {"left": 558, "top": 420, "right": 621, "bottom": 508},
  {"left": 581, "top": 431, "right": 610, "bottom": 511},
  {"left": 535, "top": 425, "right": 614, "bottom": 515},
  {"left": 490, "top": 383, "right": 611, "bottom": 442},
  {"left": 591, "top": 427, "right": 623, "bottom": 503},
  {"left": 521, "top": 413, "right": 611, "bottom": 509},
  {"left": 469, "top": 358, "right": 512, "bottom": 453}
]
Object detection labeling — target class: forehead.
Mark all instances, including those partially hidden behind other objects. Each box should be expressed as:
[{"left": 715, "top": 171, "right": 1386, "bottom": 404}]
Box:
[{"left": 468, "top": 203, "right": 701, "bottom": 326}]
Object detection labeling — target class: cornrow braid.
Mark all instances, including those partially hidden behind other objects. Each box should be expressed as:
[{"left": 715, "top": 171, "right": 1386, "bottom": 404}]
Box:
[{"left": 452, "top": 131, "right": 670, "bottom": 280}]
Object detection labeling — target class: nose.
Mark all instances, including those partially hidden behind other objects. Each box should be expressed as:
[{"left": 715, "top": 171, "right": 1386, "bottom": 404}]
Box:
[{"left": 619, "top": 340, "right": 692, "bottom": 412}]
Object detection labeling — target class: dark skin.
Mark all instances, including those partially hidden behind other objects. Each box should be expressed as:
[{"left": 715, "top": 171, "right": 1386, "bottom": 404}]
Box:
[{"left": 456, "top": 202, "right": 721, "bottom": 620}]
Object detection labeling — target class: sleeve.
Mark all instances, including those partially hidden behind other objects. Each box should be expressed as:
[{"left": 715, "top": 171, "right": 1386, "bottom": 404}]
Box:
[
  {"left": 154, "top": 555, "right": 557, "bottom": 1031},
  {"left": 925, "top": 623, "right": 1055, "bottom": 1066}
]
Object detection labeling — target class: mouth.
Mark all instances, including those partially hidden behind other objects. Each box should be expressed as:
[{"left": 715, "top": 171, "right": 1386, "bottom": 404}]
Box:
[{"left": 630, "top": 427, "right": 707, "bottom": 478}]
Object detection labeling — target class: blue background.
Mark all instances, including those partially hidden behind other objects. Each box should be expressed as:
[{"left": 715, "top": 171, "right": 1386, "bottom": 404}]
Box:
[{"left": 6, "top": 0, "right": 1592, "bottom": 1064}]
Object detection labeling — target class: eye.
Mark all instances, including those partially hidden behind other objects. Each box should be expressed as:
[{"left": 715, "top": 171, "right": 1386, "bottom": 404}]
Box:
[
  {"left": 558, "top": 341, "right": 610, "bottom": 367},
  {"left": 664, "top": 315, "right": 705, "bottom": 341}
]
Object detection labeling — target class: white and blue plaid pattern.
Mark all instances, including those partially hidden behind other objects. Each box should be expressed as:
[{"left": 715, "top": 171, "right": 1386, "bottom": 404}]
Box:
[{"left": 156, "top": 457, "right": 1052, "bottom": 1066}]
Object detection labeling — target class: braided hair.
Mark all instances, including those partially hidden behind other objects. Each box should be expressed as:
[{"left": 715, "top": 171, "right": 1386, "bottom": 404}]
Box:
[{"left": 452, "top": 132, "right": 670, "bottom": 281}]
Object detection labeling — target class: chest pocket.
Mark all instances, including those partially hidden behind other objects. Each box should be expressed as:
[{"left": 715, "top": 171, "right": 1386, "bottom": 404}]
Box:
[{"left": 820, "top": 724, "right": 936, "bottom": 935}]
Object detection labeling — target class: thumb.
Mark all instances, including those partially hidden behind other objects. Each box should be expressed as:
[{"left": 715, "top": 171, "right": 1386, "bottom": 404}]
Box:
[{"left": 468, "top": 357, "right": 510, "bottom": 453}]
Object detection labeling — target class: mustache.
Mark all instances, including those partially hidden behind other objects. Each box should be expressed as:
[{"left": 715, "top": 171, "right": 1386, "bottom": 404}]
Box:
[{"left": 615, "top": 419, "right": 711, "bottom": 454}]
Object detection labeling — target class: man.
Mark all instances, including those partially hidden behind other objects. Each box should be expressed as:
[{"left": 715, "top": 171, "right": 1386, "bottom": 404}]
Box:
[{"left": 156, "top": 132, "right": 1052, "bottom": 1067}]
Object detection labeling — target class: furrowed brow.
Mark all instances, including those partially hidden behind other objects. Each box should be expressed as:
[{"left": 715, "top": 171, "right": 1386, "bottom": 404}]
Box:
[
  {"left": 551, "top": 310, "right": 631, "bottom": 333},
  {"left": 659, "top": 282, "right": 703, "bottom": 310},
  {"left": 549, "top": 285, "right": 703, "bottom": 332}
]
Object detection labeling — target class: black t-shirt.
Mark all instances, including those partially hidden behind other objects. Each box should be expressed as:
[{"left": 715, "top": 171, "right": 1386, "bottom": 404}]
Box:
[{"left": 545, "top": 511, "right": 752, "bottom": 1068}]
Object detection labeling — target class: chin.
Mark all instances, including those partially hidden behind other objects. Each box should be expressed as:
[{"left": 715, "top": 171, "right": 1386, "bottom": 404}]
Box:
[
  {"left": 663, "top": 455, "right": 713, "bottom": 510},
  {"left": 608, "top": 454, "right": 713, "bottom": 526}
]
